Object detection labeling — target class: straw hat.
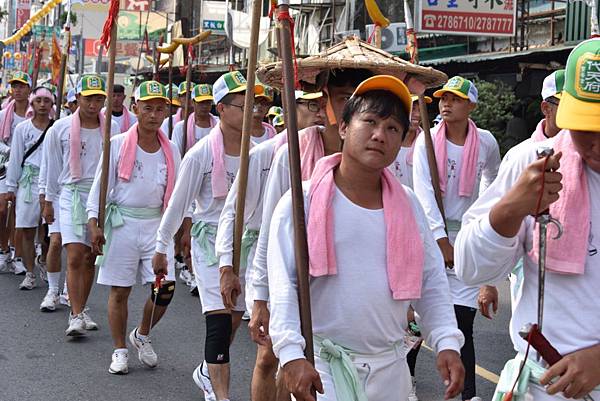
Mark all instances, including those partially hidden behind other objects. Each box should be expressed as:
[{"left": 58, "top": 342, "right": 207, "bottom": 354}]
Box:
[{"left": 257, "top": 36, "right": 447, "bottom": 91}]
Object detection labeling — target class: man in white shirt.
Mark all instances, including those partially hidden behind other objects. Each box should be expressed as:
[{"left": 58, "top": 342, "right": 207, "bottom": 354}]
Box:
[
  {"left": 172, "top": 83, "right": 219, "bottom": 155},
  {"left": 268, "top": 75, "right": 464, "bottom": 401},
  {"left": 152, "top": 70, "right": 258, "bottom": 401},
  {"left": 87, "top": 81, "right": 181, "bottom": 375},
  {"left": 103, "top": 84, "right": 137, "bottom": 133},
  {"left": 0, "top": 71, "right": 32, "bottom": 273},
  {"left": 216, "top": 89, "right": 325, "bottom": 401},
  {"left": 455, "top": 38, "right": 600, "bottom": 401},
  {"left": 5, "top": 86, "right": 54, "bottom": 290},
  {"left": 412, "top": 76, "right": 501, "bottom": 401},
  {"left": 43, "top": 75, "right": 121, "bottom": 337},
  {"left": 250, "top": 83, "right": 276, "bottom": 144}
]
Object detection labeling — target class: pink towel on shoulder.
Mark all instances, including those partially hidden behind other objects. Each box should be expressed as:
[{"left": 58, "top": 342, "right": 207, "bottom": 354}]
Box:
[
  {"left": 530, "top": 131, "right": 590, "bottom": 275},
  {"left": 117, "top": 123, "right": 176, "bottom": 210},
  {"left": 0, "top": 100, "right": 16, "bottom": 141},
  {"left": 70, "top": 109, "right": 105, "bottom": 180},
  {"left": 299, "top": 126, "right": 324, "bottom": 180},
  {"left": 262, "top": 122, "right": 277, "bottom": 139},
  {"left": 434, "top": 119, "right": 480, "bottom": 197},
  {"left": 531, "top": 119, "right": 548, "bottom": 142},
  {"left": 307, "top": 153, "right": 424, "bottom": 300},
  {"left": 186, "top": 113, "right": 219, "bottom": 152},
  {"left": 209, "top": 124, "right": 228, "bottom": 199}
]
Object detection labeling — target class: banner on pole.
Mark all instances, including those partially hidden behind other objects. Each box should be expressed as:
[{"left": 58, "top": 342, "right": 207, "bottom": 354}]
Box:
[{"left": 415, "top": 0, "right": 517, "bottom": 36}]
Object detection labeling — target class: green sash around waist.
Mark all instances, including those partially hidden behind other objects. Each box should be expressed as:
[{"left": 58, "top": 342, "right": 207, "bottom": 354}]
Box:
[
  {"left": 64, "top": 182, "right": 93, "bottom": 237},
  {"left": 240, "top": 228, "right": 259, "bottom": 269},
  {"left": 191, "top": 221, "right": 218, "bottom": 266},
  {"left": 18, "top": 164, "right": 40, "bottom": 203}
]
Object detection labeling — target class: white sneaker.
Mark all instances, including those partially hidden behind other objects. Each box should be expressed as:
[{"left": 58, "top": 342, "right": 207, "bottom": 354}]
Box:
[
  {"left": 108, "top": 350, "right": 129, "bottom": 374},
  {"left": 13, "top": 258, "right": 27, "bottom": 275},
  {"left": 129, "top": 328, "right": 158, "bottom": 368},
  {"left": 470, "top": 398, "right": 483, "bottom": 401},
  {"left": 19, "top": 272, "right": 36, "bottom": 290},
  {"left": 192, "top": 361, "right": 216, "bottom": 401},
  {"left": 59, "top": 291, "right": 71, "bottom": 307},
  {"left": 179, "top": 267, "right": 192, "bottom": 285},
  {"left": 36, "top": 255, "right": 47, "bottom": 282},
  {"left": 40, "top": 289, "right": 60, "bottom": 312},
  {"left": 65, "top": 313, "right": 86, "bottom": 337},
  {"left": 81, "top": 307, "right": 98, "bottom": 330},
  {"left": 242, "top": 311, "right": 250, "bottom": 321},
  {"left": 0, "top": 250, "right": 11, "bottom": 273},
  {"left": 408, "top": 376, "right": 419, "bottom": 401}
]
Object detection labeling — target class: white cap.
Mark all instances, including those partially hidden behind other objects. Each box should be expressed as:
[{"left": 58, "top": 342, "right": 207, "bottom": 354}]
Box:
[
  {"left": 212, "top": 71, "right": 248, "bottom": 104},
  {"left": 66, "top": 88, "right": 76, "bottom": 103},
  {"left": 541, "top": 70, "right": 565, "bottom": 100}
]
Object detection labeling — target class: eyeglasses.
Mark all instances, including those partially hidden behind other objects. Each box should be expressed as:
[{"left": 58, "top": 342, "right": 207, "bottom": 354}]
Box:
[
  {"left": 297, "top": 100, "right": 321, "bottom": 112},
  {"left": 224, "top": 103, "right": 244, "bottom": 111}
]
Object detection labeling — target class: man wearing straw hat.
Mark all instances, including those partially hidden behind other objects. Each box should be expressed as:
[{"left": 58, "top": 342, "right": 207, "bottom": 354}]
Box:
[
  {"left": 87, "top": 80, "right": 180, "bottom": 375},
  {"left": 172, "top": 83, "right": 219, "bottom": 155},
  {"left": 455, "top": 38, "right": 600, "bottom": 401},
  {"left": 268, "top": 75, "right": 464, "bottom": 401},
  {"left": 0, "top": 71, "right": 32, "bottom": 274},
  {"left": 43, "top": 74, "right": 120, "bottom": 337},
  {"left": 216, "top": 88, "right": 325, "bottom": 401},
  {"left": 152, "top": 70, "right": 258, "bottom": 401},
  {"left": 4, "top": 86, "right": 55, "bottom": 290},
  {"left": 413, "top": 76, "right": 501, "bottom": 401}
]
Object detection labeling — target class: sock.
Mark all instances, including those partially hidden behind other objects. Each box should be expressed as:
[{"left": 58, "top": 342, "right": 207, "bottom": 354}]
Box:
[
  {"left": 114, "top": 348, "right": 128, "bottom": 355},
  {"left": 47, "top": 272, "right": 60, "bottom": 292},
  {"left": 135, "top": 328, "right": 148, "bottom": 341}
]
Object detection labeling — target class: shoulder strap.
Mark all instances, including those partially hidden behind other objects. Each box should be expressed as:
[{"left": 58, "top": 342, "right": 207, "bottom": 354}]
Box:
[{"left": 21, "top": 119, "right": 55, "bottom": 168}]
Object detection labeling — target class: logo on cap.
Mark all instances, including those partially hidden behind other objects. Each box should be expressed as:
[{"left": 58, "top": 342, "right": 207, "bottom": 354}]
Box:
[
  {"left": 87, "top": 76, "right": 102, "bottom": 89},
  {"left": 446, "top": 76, "right": 464, "bottom": 90},
  {"left": 576, "top": 54, "right": 600, "bottom": 99},
  {"left": 148, "top": 82, "right": 162, "bottom": 94},
  {"left": 230, "top": 71, "right": 247, "bottom": 87}
]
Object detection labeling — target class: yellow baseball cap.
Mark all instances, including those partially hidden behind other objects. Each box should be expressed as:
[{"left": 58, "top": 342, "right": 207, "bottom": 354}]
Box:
[
  {"left": 411, "top": 94, "right": 432, "bottom": 104},
  {"left": 76, "top": 75, "right": 107, "bottom": 97},
  {"left": 556, "top": 39, "right": 600, "bottom": 132},
  {"left": 351, "top": 75, "right": 412, "bottom": 116},
  {"left": 135, "top": 80, "right": 169, "bottom": 102},
  {"left": 433, "top": 76, "right": 478, "bottom": 103},
  {"left": 193, "top": 84, "right": 214, "bottom": 103}
]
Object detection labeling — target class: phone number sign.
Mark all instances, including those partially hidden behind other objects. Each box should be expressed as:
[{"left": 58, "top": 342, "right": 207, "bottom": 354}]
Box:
[{"left": 416, "top": 0, "right": 516, "bottom": 36}]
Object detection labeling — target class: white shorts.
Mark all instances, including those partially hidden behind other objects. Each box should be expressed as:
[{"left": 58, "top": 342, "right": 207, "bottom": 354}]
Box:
[
  {"left": 47, "top": 197, "right": 61, "bottom": 234},
  {"left": 15, "top": 182, "right": 40, "bottom": 228},
  {"left": 97, "top": 215, "right": 176, "bottom": 287},
  {"left": 59, "top": 187, "right": 90, "bottom": 246},
  {"left": 312, "top": 342, "right": 411, "bottom": 401},
  {"left": 192, "top": 235, "right": 246, "bottom": 314},
  {"left": 244, "top": 241, "right": 258, "bottom": 315}
]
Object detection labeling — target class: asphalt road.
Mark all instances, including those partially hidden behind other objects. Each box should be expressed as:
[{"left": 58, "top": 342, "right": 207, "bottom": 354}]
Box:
[{"left": 0, "top": 267, "right": 514, "bottom": 401}]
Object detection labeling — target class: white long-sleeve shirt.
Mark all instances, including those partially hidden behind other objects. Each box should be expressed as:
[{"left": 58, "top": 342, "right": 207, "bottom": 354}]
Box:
[
  {"left": 269, "top": 183, "right": 464, "bottom": 365},
  {"left": 215, "top": 138, "right": 278, "bottom": 268},
  {"left": 171, "top": 120, "right": 213, "bottom": 156},
  {"left": 455, "top": 136, "right": 600, "bottom": 360},
  {"left": 155, "top": 130, "right": 240, "bottom": 254},
  {"left": 102, "top": 107, "right": 137, "bottom": 132},
  {"left": 5, "top": 119, "right": 44, "bottom": 193},
  {"left": 44, "top": 115, "right": 121, "bottom": 203},
  {"left": 86, "top": 133, "right": 181, "bottom": 219},
  {"left": 0, "top": 109, "right": 26, "bottom": 145}
]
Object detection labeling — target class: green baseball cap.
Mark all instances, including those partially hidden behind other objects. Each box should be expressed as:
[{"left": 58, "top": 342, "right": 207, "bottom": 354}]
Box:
[
  {"left": 178, "top": 81, "right": 196, "bottom": 95},
  {"left": 267, "top": 106, "right": 283, "bottom": 117},
  {"left": 76, "top": 75, "right": 107, "bottom": 97},
  {"left": 272, "top": 114, "right": 285, "bottom": 127},
  {"left": 134, "top": 80, "right": 169, "bottom": 102},
  {"left": 193, "top": 83, "right": 214, "bottom": 103},
  {"left": 433, "top": 76, "right": 478, "bottom": 103},
  {"left": 213, "top": 71, "right": 249, "bottom": 103},
  {"left": 255, "top": 82, "right": 275, "bottom": 102},
  {"left": 556, "top": 39, "right": 600, "bottom": 132},
  {"left": 166, "top": 84, "right": 181, "bottom": 107},
  {"left": 9, "top": 71, "right": 32, "bottom": 87}
]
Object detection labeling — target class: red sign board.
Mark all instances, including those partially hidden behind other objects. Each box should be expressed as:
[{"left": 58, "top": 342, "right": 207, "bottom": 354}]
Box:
[
  {"left": 84, "top": 39, "right": 141, "bottom": 57},
  {"left": 125, "top": 0, "right": 149, "bottom": 12}
]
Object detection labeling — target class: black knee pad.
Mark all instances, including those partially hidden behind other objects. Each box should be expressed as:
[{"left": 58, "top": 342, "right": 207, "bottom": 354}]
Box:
[
  {"left": 204, "top": 313, "right": 232, "bottom": 364},
  {"left": 151, "top": 281, "right": 175, "bottom": 307}
]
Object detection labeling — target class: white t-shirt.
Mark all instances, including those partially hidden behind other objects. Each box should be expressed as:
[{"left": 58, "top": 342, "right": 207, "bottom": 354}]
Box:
[
  {"left": 0, "top": 109, "right": 26, "bottom": 145},
  {"left": 389, "top": 146, "right": 413, "bottom": 189},
  {"left": 5, "top": 120, "right": 43, "bottom": 192},
  {"left": 251, "top": 127, "right": 271, "bottom": 145},
  {"left": 172, "top": 120, "right": 213, "bottom": 155},
  {"left": 269, "top": 184, "right": 463, "bottom": 365}
]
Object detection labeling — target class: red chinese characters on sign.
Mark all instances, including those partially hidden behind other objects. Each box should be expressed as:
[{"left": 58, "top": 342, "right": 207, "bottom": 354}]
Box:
[
  {"left": 416, "top": 0, "right": 516, "bottom": 36},
  {"left": 16, "top": 0, "right": 31, "bottom": 28},
  {"left": 125, "top": 0, "right": 149, "bottom": 12},
  {"left": 84, "top": 39, "right": 140, "bottom": 57}
]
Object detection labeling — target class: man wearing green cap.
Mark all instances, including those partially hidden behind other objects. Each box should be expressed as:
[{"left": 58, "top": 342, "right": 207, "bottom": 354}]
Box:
[
  {"left": 159, "top": 84, "right": 182, "bottom": 136},
  {"left": 43, "top": 74, "right": 121, "bottom": 337},
  {"left": 0, "top": 71, "right": 32, "bottom": 274},
  {"left": 413, "top": 75, "right": 501, "bottom": 401},
  {"left": 455, "top": 38, "right": 600, "bottom": 401},
  {"left": 152, "top": 70, "right": 257, "bottom": 401},
  {"left": 267, "top": 106, "right": 283, "bottom": 126},
  {"left": 172, "top": 83, "right": 219, "bottom": 155},
  {"left": 86, "top": 80, "right": 180, "bottom": 375},
  {"left": 216, "top": 88, "right": 325, "bottom": 401}
]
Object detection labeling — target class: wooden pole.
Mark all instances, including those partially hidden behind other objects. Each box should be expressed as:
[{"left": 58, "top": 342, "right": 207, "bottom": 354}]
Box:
[
  {"left": 153, "top": 42, "right": 160, "bottom": 81},
  {"left": 181, "top": 44, "right": 193, "bottom": 155},
  {"left": 97, "top": 21, "right": 118, "bottom": 231},
  {"left": 31, "top": 42, "right": 41, "bottom": 87},
  {"left": 55, "top": 28, "right": 71, "bottom": 119},
  {"left": 168, "top": 54, "right": 174, "bottom": 139},
  {"left": 275, "top": 0, "right": 315, "bottom": 374},
  {"left": 231, "top": 0, "right": 262, "bottom": 278},
  {"left": 374, "top": 25, "right": 382, "bottom": 48}
]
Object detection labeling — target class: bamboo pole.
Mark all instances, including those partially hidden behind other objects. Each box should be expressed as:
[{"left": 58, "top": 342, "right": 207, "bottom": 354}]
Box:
[
  {"left": 231, "top": 0, "right": 262, "bottom": 278},
  {"left": 55, "top": 28, "right": 71, "bottom": 118},
  {"left": 275, "top": 0, "right": 315, "bottom": 374},
  {"left": 168, "top": 54, "right": 174, "bottom": 139},
  {"left": 97, "top": 21, "right": 118, "bottom": 231},
  {"left": 180, "top": 45, "right": 193, "bottom": 155}
]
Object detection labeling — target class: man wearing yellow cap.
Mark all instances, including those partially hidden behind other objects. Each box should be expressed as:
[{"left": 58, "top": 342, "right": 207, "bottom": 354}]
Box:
[
  {"left": 268, "top": 75, "right": 464, "bottom": 401},
  {"left": 172, "top": 83, "right": 219, "bottom": 155},
  {"left": 413, "top": 75, "right": 501, "bottom": 401},
  {"left": 43, "top": 74, "right": 121, "bottom": 337},
  {"left": 455, "top": 38, "right": 600, "bottom": 401},
  {"left": 0, "top": 71, "right": 32, "bottom": 273},
  {"left": 216, "top": 88, "right": 325, "bottom": 401},
  {"left": 159, "top": 84, "right": 182, "bottom": 137},
  {"left": 249, "top": 83, "right": 276, "bottom": 144}
]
